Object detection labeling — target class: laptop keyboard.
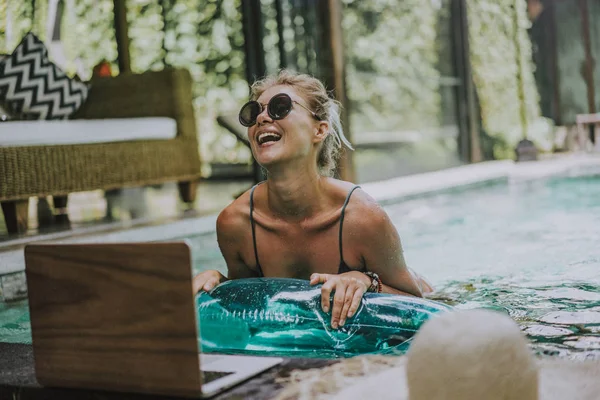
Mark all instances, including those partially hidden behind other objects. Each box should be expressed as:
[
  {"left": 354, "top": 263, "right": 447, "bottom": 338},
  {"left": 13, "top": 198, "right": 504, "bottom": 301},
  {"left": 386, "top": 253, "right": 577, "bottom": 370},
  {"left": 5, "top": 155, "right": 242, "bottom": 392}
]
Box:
[{"left": 202, "top": 370, "right": 234, "bottom": 384}]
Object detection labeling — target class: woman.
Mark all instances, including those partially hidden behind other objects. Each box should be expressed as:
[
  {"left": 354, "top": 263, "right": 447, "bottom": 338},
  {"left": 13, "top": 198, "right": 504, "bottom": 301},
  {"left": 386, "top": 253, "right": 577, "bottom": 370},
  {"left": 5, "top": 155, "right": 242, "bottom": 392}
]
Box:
[{"left": 193, "top": 70, "right": 433, "bottom": 329}]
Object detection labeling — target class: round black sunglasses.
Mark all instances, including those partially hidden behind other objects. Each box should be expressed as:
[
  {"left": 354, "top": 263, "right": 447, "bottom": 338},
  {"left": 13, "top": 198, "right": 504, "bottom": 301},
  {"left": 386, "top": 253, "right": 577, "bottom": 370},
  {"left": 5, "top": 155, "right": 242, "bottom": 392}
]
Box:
[{"left": 238, "top": 93, "right": 320, "bottom": 127}]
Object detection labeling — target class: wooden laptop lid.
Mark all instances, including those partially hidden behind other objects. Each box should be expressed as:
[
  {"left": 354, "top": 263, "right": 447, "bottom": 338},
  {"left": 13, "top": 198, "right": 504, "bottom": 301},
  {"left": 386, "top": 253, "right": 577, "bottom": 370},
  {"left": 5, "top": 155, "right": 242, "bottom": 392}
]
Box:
[{"left": 24, "top": 242, "right": 202, "bottom": 398}]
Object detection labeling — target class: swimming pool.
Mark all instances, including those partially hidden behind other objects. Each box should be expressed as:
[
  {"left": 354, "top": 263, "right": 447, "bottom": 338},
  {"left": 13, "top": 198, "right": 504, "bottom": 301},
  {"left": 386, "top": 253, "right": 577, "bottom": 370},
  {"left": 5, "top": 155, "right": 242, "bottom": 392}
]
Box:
[
  {"left": 186, "top": 164, "right": 600, "bottom": 359},
  {"left": 2, "top": 160, "right": 600, "bottom": 359},
  {"left": 388, "top": 165, "right": 600, "bottom": 360}
]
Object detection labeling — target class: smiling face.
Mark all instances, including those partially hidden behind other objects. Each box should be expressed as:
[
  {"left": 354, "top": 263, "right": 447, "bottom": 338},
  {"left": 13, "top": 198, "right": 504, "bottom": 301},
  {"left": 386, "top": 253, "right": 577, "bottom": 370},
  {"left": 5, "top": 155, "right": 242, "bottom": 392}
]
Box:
[{"left": 247, "top": 84, "right": 328, "bottom": 172}]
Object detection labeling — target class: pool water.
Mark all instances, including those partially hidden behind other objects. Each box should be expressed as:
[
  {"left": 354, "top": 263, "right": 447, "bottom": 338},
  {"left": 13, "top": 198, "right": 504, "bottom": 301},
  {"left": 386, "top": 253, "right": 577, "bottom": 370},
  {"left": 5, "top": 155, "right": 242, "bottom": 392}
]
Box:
[
  {"left": 389, "top": 167, "right": 600, "bottom": 360},
  {"left": 2, "top": 166, "right": 600, "bottom": 359},
  {"left": 186, "top": 166, "right": 600, "bottom": 359}
]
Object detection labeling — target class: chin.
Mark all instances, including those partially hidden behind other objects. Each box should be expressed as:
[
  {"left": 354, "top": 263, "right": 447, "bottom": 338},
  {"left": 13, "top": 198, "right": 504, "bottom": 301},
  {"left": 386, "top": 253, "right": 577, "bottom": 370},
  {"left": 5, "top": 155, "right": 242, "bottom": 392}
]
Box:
[
  {"left": 252, "top": 141, "right": 309, "bottom": 171},
  {"left": 255, "top": 155, "right": 283, "bottom": 170},
  {"left": 255, "top": 153, "right": 299, "bottom": 173},
  {"left": 253, "top": 143, "right": 285, "bottom": 165}
]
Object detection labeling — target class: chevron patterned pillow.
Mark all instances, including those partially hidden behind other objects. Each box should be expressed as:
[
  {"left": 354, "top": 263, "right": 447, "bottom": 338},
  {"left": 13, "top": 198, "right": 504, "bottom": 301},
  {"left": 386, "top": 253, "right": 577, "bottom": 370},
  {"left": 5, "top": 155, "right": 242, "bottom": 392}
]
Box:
[{"left": 0, "top": 32, "right": 89, "bottom": 120}]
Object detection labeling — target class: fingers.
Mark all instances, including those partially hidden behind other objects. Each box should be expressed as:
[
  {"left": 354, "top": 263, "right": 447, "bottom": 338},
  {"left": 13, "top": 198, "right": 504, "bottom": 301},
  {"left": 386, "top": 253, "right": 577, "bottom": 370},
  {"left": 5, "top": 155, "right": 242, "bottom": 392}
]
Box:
[
  {"left": 339, "top": 279, "right": 366, "bottom": 326},
  {"left": 320, "top": 279, "right": 334, "bottom": 313},
  {"left": 338, "top": 285, "right": 355, "bottom": 327},
  {"left": 192, "top": 271, "right": 221, "bottom": 294},
  {"left": 192, "top": 276, "right": 205, "bottom": 294},
  {"left": 347, "top": 287, "right": 364, "bottom": 319},
  {"left": 202, "top": 277, "right": 220, "bottom": 292},
  {"left": 314, "top": 273, "right": 333, "bottom": 314},
  {"left": 315, "top": 273, "right": 366, "bottom": 329},
  {"left": 329, "top": 281, "right": 347, "bottom": 329},
  {"left": 310, "top": 273, "right": 329, "bottom": 285}
]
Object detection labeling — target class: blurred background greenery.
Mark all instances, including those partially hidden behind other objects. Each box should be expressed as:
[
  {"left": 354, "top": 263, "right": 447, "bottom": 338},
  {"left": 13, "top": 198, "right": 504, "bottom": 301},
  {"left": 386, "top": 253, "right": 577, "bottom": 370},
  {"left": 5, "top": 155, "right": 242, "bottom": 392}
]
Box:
[{"left": 0, "top": 0, "right": 557, "bottom": 181}]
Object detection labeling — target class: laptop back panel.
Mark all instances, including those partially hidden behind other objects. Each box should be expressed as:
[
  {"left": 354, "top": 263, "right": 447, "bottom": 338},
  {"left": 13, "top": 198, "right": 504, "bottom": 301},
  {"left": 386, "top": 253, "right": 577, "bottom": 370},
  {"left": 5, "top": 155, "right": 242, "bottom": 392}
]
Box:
[{"left": 24, "top": 242, "right": 203, "bottom": 398}]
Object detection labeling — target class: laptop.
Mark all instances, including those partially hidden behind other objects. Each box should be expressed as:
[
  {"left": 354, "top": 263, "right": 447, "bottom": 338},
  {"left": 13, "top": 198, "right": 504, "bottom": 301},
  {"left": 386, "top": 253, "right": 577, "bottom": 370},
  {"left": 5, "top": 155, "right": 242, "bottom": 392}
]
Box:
[{"left": 24, "top": 241, "right": 283, "bottom": 398}]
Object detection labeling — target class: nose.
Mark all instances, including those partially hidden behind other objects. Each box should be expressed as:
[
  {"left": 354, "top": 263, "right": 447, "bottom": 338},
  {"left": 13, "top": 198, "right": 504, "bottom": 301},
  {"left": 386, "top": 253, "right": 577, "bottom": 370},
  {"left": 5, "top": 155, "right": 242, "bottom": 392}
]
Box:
[{"left": 256, "top": 105, "right": 272, "bottom": 125}]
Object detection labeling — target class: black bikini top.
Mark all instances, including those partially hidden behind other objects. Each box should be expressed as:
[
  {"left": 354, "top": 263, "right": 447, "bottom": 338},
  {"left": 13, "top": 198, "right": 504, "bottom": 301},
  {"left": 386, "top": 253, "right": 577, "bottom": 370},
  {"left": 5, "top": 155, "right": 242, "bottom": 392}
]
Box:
[{"left": 249, "top": 183, "right": 363, "bottom": 277}]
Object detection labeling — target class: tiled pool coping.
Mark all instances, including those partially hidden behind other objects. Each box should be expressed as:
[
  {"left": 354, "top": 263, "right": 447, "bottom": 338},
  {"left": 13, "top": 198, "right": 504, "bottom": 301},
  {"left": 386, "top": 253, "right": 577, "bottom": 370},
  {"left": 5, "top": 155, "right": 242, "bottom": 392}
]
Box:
[{"left": 1, "top": 153, "right": 599, "bottom": 276}]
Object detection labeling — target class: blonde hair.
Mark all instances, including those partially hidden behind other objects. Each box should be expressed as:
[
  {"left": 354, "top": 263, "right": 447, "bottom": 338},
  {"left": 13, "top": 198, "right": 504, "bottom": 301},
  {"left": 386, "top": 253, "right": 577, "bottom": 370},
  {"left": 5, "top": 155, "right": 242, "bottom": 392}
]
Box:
[{"left": 249, "top": 69, "right": 354, "bottom": 177}]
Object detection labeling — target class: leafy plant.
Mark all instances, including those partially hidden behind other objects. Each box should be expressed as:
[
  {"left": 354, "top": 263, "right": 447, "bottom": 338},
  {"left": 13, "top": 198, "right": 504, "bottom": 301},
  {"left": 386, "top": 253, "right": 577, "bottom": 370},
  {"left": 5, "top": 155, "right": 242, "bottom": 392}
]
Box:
[
  {"left": 466, "top": 0, "right": 544, "bottom": 158},
  {"left": 342, "top": 0, "right": 443, "bottom": 136}
]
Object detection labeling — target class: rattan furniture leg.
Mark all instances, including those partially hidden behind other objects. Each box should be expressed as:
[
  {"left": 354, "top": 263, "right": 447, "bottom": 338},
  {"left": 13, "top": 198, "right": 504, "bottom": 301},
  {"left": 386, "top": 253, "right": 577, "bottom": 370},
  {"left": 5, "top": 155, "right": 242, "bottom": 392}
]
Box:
[{"left": 1, "top": 200, "right": 29, "bottom": 234}]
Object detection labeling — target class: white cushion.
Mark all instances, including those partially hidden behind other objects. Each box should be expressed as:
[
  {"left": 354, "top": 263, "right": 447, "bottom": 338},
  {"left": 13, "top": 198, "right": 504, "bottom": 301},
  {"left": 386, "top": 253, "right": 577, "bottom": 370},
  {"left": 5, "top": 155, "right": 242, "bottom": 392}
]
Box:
[{"left": 0, "top": 117, "right": 177, "bottom": 147}]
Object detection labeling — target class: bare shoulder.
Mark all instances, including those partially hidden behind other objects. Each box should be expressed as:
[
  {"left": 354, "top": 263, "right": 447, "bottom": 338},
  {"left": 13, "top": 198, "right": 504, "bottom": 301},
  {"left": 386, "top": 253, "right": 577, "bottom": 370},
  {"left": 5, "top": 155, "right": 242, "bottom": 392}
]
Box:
[
  {"left": 340, "top": 184, "right": 395, "bottom": 235},
  {"left": 216, "top": 188, "right": 253, "bottom": 241},
  {"left": 215, "top": 187, "right": 260, "bottom": 277}
]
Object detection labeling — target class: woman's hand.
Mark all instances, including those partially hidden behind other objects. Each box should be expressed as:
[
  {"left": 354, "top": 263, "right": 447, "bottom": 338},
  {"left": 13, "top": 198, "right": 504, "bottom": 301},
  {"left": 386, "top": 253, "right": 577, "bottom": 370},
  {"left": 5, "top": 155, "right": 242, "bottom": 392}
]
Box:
[
  {"left": 192, "top": 270, "right": 227, "bottom": 294},
  {"left": 309, "top": 271, "right": 371, "bottom": 329}
]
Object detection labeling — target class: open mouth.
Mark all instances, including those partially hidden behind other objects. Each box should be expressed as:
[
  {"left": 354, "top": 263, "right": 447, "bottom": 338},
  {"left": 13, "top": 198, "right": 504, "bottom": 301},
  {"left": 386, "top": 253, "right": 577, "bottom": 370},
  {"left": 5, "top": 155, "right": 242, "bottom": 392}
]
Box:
[{"left": 257, "top": 132, "right": 282, "bottom": 145}]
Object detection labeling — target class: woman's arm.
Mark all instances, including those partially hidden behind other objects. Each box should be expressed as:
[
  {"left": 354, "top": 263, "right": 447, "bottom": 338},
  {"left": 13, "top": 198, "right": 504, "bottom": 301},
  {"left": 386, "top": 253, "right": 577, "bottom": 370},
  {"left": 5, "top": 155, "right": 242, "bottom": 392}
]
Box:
[
  {"left": 310, "top": 190, "right": 428, "bottom": 328},
  {"left": 192, "top": 205, "right": 257, "bottom": 293},
  {"left": 353, "top": 197, "right": 424, "bottom": 297},
  {"left": 216, "top": 206, "right": 259, "bottom": 280}
]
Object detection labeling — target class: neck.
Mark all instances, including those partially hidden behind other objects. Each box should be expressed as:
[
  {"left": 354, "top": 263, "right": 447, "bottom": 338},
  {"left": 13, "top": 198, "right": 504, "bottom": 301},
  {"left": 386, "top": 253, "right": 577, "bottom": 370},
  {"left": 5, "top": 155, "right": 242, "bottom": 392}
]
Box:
[{"left": 264, "top": 162, "right": 327, "bottom": 219}]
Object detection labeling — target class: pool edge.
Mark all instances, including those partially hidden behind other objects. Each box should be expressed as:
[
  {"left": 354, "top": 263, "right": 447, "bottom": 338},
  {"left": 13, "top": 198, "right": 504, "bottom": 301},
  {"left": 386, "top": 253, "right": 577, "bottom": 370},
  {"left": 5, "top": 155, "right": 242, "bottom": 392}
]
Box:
[{"left": 2, "top": 154, "right": 600, "bottom": 275}]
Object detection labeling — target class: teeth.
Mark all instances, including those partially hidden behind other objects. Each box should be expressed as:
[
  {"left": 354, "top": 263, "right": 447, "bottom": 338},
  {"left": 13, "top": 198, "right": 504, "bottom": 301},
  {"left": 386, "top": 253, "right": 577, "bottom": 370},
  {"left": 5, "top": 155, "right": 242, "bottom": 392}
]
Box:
[{"left": 258, "top": 132, "right": 281, "bottom": 144}]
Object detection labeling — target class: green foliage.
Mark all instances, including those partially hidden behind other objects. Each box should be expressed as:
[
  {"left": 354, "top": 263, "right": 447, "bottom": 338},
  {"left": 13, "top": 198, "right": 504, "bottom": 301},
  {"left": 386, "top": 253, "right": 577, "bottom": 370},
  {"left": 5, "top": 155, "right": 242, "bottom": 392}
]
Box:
[
  {"left": 0, "top": 0, "right": 545, "bottom": 166},
  {"left": 467, "top": 0, "right": 543, "bottom": 158},
  {"left": 61, "top": 0, "right": 119, "bottom": 78},
  {"left": 32, "top": 0, "right": 49, "bottom": 42},
  {"left": 127, "top": 0, "right": 166, "bottom": 72},
  {"left": 129, "top": 0, "right": 250, "bottom": 167},
  {"left": 341, "top": 0, "right": 443, "bottom": 136},
  {"left": 0, "top": 1, "right": 6, "bottom": 53},
  {"left": 2, "top": 1, "right": 33, "bottom": 52}
]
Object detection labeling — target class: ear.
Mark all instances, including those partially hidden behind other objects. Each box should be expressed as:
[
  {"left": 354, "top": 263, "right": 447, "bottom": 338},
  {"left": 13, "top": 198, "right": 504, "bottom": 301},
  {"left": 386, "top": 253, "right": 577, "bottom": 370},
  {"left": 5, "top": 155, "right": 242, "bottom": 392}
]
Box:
[{"left": 313, "top": 121, "right": 329, "bottom": 144}]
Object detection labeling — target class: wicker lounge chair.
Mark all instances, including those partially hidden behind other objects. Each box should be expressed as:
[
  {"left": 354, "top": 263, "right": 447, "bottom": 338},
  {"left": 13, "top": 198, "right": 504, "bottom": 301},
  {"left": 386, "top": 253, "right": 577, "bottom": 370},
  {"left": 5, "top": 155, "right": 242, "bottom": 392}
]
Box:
[{"left": 0, "top": 67, "right": 202, "bottom": 234}]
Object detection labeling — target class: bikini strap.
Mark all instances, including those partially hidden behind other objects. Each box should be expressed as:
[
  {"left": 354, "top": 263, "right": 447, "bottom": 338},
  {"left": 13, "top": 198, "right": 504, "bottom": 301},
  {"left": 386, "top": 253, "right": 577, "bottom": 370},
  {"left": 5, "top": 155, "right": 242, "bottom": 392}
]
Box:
[
  {"left": 249, "top": 184, "right": 264, "bottom": 277},
  {"left": 339, "top": 185, "right": 361, "bottom": 268}
]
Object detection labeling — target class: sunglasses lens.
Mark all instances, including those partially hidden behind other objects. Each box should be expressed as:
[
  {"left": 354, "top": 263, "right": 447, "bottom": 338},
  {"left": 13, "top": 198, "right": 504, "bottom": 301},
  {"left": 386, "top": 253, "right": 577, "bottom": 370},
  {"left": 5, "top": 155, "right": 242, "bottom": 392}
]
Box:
[
  {"left": 269, "top": 94, "right": 293, "bottom": 120},
  {"left": 239, "top": 101, "right": 261, "bottom": 127}
]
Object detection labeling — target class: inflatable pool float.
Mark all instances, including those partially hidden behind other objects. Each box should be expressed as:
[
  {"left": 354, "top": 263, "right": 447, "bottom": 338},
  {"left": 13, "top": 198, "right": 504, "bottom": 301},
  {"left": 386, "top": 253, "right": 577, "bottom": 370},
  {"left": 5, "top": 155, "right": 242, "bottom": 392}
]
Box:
[{"left": 195, "top": 278, "right": 451, "bottom": 358}]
